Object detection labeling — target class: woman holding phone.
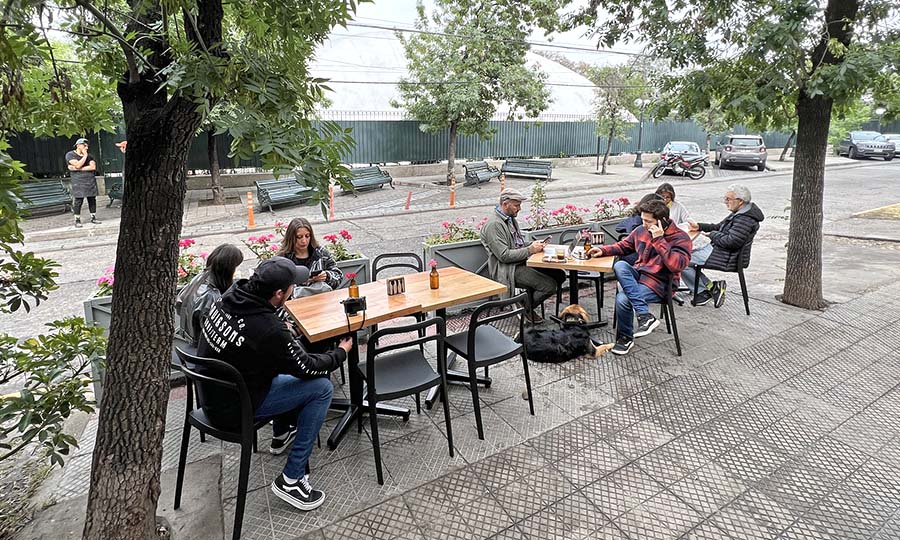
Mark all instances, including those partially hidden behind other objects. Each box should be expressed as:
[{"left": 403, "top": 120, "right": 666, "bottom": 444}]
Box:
[{"left": 277, "top": 217, "right": 343, "bottom": 297}]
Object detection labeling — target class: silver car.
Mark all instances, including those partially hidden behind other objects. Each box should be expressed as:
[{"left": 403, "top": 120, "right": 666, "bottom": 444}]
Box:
[
  {"left": 883, "top": 134, "right": 900, "bottom": 157},
  {"left": 837, "top": 131, "right": 895, "bottom": 161},
  {"left": 715, "top": 135, "right": 767, "bottom": 171}
]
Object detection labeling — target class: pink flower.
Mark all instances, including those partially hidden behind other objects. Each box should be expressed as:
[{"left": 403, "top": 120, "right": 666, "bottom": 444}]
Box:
[
  {"left": 274, "top": 221, "right": 284, "bottom": 227},
  {"left": 323, "top": 234, "right": 337, "bottom": 243},
  {"left": 339, "top": 230, "right": 352, "bottom": 241},
  {"left": 428, "top": 258, "right": 437, "bottom": 268},
  {"left": 269, "top": 244, "right": 279, "bottom": 252},
  {"left": 441, "top": 221, "right": 450, "bottom": 228},
  {"left": 248, "top": 235, "right": 258, "bottom": 243},
  {"left": 178, "top": 238, "right": 195, "bottom": 248},
  {"left": 199, "top": 252, "right": 209, "bottom": 258},
  {"left": 104, "top": 265, "right": 115, "bottom": 273},
  {"left": 346, "top": 272, "right": 357, "bottom": 280}
]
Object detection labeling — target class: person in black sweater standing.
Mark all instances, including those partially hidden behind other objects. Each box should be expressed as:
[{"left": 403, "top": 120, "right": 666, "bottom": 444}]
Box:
[
  {"left": 66, "top": 138, "right": 102, "bottom": 228},
  {"left": 198, "top": 257, "right": 351, "bottom": 511}
]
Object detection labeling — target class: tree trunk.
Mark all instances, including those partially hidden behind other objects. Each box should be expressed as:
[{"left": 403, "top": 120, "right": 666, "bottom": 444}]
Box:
[
  {"left": 447, "top": 120, "right": 458, "bottom": 185},
  {"left": 781, "top": 0, "right": 858, "bottom": 311},
  {"left": 601, "top": 125, "right": 614, "bottom": 175},
  {"left": 208, "top": 129, "right": 225, "bottom": 204},
  {"left": 705, "top": 133, "right": 712, "bottom": 155},
  {"left": 779, "top": 130, "right": 796, "bottom": 161}
]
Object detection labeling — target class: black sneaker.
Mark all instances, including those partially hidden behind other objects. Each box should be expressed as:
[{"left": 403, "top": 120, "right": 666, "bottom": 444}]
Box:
[
  {"left": 269, "top": 426, "right": 297, "bottom": 455},
  {"left": 271, "top": 474, "right": 325, "bottom": 511},
  {"left": 692, "top": 290, "right": 712, "bottom": 306},
  {"left": 610, "top": 336, "right": 634, "bottom": 355},
  {"left": 91, "top": 216, "right": 102, "bottom": 225},
  {"left": 713, "top": 281, "right": 727, "bottom": 308},
  {"left": 74, "top": 218, "right": 83, "bottom": 228},
  {"left": 633, "top": 313, "right": 659, "bottom": 338}
]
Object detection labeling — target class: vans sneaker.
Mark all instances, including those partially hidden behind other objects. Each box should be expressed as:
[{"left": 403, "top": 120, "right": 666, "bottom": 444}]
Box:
[
  {"left": 610, "top": 336, "right": 634, "bottom": 356},
  {"left": 269, "top": 426, "right": 297, "bottom": 455},
  {"left": 271, "top": 474, "right": 325, "bottom": 511},
  {"left": 633, "top": 313, "right": 660, "bottom": 338}
]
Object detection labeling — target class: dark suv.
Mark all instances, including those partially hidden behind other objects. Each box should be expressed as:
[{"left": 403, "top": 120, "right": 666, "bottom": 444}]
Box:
[
  {"left": 715, "top": 135, "right": 767, "bottom": 171},
  {"left": 837, "top": 131, "right": 895, "bottom": 160}
]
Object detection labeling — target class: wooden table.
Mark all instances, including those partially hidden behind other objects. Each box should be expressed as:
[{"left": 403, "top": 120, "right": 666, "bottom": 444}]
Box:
[
  {"left": 284, "top": 267, "right": 505, "bottom": 450},
  {"left": 527, "top": 252, "right": 615, "bottom": 306}
]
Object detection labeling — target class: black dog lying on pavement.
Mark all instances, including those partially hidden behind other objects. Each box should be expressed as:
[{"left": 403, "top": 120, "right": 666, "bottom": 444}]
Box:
[{"left": 522, "top": 304, "right": 613, "bottom": 363}]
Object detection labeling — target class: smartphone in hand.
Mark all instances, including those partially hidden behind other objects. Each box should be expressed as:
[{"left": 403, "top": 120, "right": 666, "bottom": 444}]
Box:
[{"left": 309, "top": 269, "right": 324, "bottom": 277}]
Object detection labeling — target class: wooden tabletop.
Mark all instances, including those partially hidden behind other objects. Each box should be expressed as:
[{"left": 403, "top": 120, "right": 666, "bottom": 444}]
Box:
[
  {"left": 526, "top": 252, "right": 615, "bottom": 273},
  {"left": 284, "top": 267, "right": 506, "bottom": 342}
]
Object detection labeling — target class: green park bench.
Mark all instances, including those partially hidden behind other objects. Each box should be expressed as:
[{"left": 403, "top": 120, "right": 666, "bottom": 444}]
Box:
[
  {"left": 343, "top": 166, "right": 394, "bottom": 195},
  {"left": 255, "top": 178, "right": 314, "bottom": 212},
  {"left": 501, "top": 158, "right": 553, "bottom": 181},
  {"left": 104, "top": 175, "right": 124, "bottom": 207},
  {"left": 463, "top": 161, "right": 500, "bottom": 187},
  {"left": 15, "top": 180, "right": 72, "bottom": 216}
]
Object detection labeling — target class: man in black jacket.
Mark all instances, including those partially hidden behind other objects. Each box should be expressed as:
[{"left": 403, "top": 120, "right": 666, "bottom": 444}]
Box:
[
  {"left": 198, "top": 256, "right": 351, "bottom": 512},
  {"left": 683, "top": 184, "right": 764, "bottom": 307}
]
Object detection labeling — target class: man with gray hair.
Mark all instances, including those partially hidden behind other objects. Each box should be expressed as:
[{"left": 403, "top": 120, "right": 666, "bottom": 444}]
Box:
[
  {"left": 684, "top": 184, "right": 764, "bottom": 307},
  {"left": 481, "top": 187, "right": 565, "bottom": 323}
]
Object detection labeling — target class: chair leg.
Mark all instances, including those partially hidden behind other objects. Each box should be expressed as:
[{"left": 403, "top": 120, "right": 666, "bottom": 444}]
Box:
[
  {"left": 369, "top": 399, "right": 384, "bottom": 485},
  {"left": 440, "top": 383, "right": 454, "bottom": 457},
  {"left": 252, "top": 431, "right": 258, "bottom": 453},
  {"left": 199, "top": 432, "right": 206, "bottom": 443},
  {"left": 173, "top": 421, "right": 191, "bottom": 509},
  {"left": 233, "top": 443, "right": 253, "bottom": 540},
  {"left": 415, "top": 393, "right": 421, "bottom": 414},
  {"left": 661, "top": 304, "right": 671, "bottom": 334},
  {"left": 594, "top": 278, "right": 602, "bottom": 320},
  {"left": 668, "top": 300, "right": 682, "bottom": 357},
  {"left": 598, "top": 273, "right": 605, "bottom": 309},
  {"left": 521, "top": 354, "right": 535, "bottom": 416},
  {"left": 468, "top": 364, "right": 485, "bottom": 440},
  {"left": 693, "top": 268, "right": 701, "bottom": 297},
  {"left": 339, "top": 363, "right": 346, "bottom": 385},
  {"left": 738, "top": 269, "right": 750, "bottom": 315},
  {"left": 555, "top": 285, "right": 563, "bottom": 318}
]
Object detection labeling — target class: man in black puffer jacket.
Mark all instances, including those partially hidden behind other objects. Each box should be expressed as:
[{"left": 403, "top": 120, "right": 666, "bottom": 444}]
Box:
[{"left": 682, "top": 184, "right": 764, "bottom": 307}]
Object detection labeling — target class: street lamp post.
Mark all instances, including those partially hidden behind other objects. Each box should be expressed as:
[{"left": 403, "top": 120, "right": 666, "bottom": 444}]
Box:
[
  {"left": 633, "top": 98, "right": 648, "bottom": 168},
  {"left": 875, "top": 106, "right": 886, "bottom": 131}
]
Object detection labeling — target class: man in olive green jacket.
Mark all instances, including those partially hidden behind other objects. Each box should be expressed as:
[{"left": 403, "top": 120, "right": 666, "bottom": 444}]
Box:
[{"left": 480, "top": 188, "right": 564, "bottom": 323}]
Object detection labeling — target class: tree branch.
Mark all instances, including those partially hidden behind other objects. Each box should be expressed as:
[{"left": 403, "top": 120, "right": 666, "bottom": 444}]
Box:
[{"left": 72, "top": 0, "right": 140, "bottom": 83}]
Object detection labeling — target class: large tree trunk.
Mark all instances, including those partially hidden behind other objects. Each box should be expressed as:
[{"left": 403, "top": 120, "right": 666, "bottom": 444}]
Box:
[
  {"left": 780, "top": 130, "right": 796, "bottom": 161},
  {"left": 601, "top": 124, "right": 614, "bottom": 175},
  {"left": 446, "top": 120, "right": 458, "bottom": 185},
  {"left": 207, "top": 129, "right": 225, "bottom": 204},
  {"left": 781, "top": 0, "right": 858, "bottom": 310},
  {"left": 82, "top": 0, "right": 223, "bottom": 537}
]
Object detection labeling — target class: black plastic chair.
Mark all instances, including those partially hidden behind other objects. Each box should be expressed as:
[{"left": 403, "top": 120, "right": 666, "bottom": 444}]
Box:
[
  {"left": 359, "top": 317, "right": 453, "bottom": 484},
  {"left": 611, "top": 274, "right": 681, "bottom": 357},
  {"left": 689, "top": 240, "right": 754, "bottom": 315},
  {"left": 444, "top": 293, "right": 533, "bottom": 439},
  {"left": 172, "top": 347, "right": 280, "bottom": 540},
  {"left": 558, "top": 229, "right": 606, "bottom": 317}
]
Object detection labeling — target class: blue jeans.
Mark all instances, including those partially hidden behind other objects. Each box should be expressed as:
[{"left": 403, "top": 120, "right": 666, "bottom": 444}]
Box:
[
  {"left": 680, "top": 243, "right": 713, "bottom": 293},
  {"left": 614, "top": 260, "right": 661, "bottom": 340},
  {"left": 254, "top": 375, "right": 333, "bottom": 479}
]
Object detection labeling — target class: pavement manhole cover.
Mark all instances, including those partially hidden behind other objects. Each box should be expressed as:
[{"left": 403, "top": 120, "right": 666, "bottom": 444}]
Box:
[
  {"left": 198, "top": 195, "right": 242, "bottom": 207},
  {"left": 853, "top": 203, "right": 900, "bottom": 220}
]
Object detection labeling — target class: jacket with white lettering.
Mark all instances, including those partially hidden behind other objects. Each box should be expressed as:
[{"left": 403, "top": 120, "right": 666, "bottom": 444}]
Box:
[{"left": 197, "top": 279, "right": 346, "bottom": 418}]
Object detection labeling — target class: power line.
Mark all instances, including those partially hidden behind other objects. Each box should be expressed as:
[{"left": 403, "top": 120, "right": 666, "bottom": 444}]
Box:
[
  {"left": 326, "top": 79, "right": 645, "bottom": 89},
  {"left": 343, "top": 22, "right": 644, "bottom": 57}
]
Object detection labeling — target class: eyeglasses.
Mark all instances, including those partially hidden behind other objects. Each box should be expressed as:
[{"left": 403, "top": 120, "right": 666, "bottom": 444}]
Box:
[{"left": 724, "top": 196, "right": 740, "bottom": 202}]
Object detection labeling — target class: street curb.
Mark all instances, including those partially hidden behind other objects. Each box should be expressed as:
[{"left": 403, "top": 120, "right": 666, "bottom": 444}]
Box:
[{"left": 22, "top": 160, "right": 891, "bottom": 250}]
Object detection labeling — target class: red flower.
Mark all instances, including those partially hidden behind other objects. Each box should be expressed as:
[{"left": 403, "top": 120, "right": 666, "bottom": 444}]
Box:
[
  {"left": 323, "top": 234, "right": 337, "bottom": 243},
  {"left": 346, "top": 272, "right": 357, "bottom": 280},
  {"left": 339, "top": 230, "right": 352, "bottom": 241},
  {"left": 428, "top": 258, "right": 437, "bottom": 268}
]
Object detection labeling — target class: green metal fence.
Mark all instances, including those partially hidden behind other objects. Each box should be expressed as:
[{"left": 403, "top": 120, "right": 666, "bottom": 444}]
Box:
[{"left": 10, "top": 116, "right": 900, "bottom": 178}]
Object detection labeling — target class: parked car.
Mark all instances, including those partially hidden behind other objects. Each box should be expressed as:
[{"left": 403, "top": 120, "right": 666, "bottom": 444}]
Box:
[
  {"left": 715, "top": 135, "right": 767, "bottom": 171},
  {"left": 659, "top": 141, "right": 703, "bottom": 161},
  {"left": 837, "top": 131, "right": 895, "bottom": 160},
  {"left": 883, "top": 134, "right": 900, "bottom": 157}
]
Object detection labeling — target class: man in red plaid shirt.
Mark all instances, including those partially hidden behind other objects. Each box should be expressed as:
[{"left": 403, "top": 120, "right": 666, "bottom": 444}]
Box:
[{"left": 588, "top": 199, "right": 692, "bottom": 355}]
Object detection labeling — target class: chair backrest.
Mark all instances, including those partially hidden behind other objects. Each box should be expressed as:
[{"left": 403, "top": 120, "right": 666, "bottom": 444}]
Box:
[
  {"left": 467, "top": 292, "right": 527, "bottom": 358},
  {"left": 366, "top": 317, "right": 446, "bottom": 391},
  {"left": 737, "top": 240, "right": 753, "bottom": 269},
  {"left": 372, "top": 252, "right": 424, "bottom": 280},
  {"left": 173, "top": 346, "right": 254, "bottom": 435}
]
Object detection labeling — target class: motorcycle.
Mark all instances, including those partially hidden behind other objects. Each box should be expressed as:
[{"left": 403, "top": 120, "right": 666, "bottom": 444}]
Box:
[{"left": 651, "top": 153, "right": 707, "bottom": 180}]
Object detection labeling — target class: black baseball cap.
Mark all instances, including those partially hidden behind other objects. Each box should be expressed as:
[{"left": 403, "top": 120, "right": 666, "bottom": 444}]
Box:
[{"left": 250, "top": 257, "right": 309, "bottom": 291}]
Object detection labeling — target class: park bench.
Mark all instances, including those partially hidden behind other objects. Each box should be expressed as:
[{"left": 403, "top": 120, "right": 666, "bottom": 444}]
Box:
[
  {"left": 343, "top": 166, "right": 394, "bottom": 195},
  {"left": 501, "top": 158, "right": 553, "bottom": 180},
  {"left": 104, "top": 175, "right": 124, "bottom": 207},
  {"left": 255, "top": 178, "right": 314, "bottom": 212},
  {"left": 15, "top": 180, "right": 71, "bottom": 216},
  {"left": 463, "top": 161, "right": 500, "bottom": 187}
]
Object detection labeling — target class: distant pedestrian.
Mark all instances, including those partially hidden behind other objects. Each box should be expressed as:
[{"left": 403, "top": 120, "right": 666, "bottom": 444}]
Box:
[{"left": 66, "top": 137, "right": 101, "bottom": 227}]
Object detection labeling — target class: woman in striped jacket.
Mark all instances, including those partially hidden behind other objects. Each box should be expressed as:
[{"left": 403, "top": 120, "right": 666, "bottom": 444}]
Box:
[{"left": 277, "top": 218, "right": 343, "bottom": 297}]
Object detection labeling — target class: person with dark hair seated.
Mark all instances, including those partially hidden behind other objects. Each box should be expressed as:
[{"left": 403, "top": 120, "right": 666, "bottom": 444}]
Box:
[
  {"left": 588, "top": 199, "right": 691, "bottom": 355},
  {"left": 615, "top": 193, "right": 666, "bottom": 266},
  {"left": 198, "top": 257, "right": 352, "bottom": 512},
  {"left": 176, "top": 243, "right": 244, "bottom": 347}
]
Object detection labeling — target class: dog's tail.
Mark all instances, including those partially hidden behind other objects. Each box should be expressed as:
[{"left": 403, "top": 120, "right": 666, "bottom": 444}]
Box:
[{"left": 593, "top": 342, "right": 615, "bottom": 357}]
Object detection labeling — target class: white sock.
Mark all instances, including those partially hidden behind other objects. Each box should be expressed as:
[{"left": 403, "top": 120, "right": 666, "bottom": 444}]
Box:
[{"left": 282, "top": 473, "right": 298, "bottom": 484}]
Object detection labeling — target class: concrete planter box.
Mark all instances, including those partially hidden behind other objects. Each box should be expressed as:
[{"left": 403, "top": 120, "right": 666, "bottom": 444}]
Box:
[
  {"left": 84, "top": 294, "right": 185, "bottom": 404},
  {"left": 423, "top": 239, "right": 490, "bottom": 278},
  {"left": 335, "top": 256, "right": 370, "bottom": 288},
  {"left": 522, "top": 222, "right": 599, "bottom": 245}
]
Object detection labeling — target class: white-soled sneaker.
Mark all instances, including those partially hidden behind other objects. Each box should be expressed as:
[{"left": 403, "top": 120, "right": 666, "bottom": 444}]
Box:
[
  {"left": 271, "top": 474, "right": 325, "bottom": 511},
  {"left": 269, "top": 426, "right": 297, "bottom": 455}
]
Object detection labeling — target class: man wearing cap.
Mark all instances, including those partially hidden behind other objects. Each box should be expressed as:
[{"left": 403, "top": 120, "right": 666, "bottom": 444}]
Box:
[
  {"left": 198, "top": 256, "right": 352, "bottom": 511},
  {"left": 480, "top": 188, "right": 564, "bottom": 323},
  {"left": 66, "top": 138, "right": 101, "bottom": 228}
]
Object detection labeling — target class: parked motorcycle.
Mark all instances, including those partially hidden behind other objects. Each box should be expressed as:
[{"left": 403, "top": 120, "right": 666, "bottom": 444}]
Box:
[{"left": 651, "top": 154, "right": 707, "bottom": 180}]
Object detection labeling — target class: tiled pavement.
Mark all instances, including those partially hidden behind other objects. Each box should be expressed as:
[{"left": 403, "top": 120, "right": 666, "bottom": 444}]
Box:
[{"left": 56, "top": 277, "right": 900, "bottom": 539}]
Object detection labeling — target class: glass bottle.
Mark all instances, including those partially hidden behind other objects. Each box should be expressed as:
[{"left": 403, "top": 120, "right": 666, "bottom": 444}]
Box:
[
  {"left": 348, "top": 278, "right": 359, "bottom": 298},
  {"left": 583, "top": 236, "right": 592, "bottom": 254},
  {"left": 429, "top": 267, "right": 440, "bottom": 289}
]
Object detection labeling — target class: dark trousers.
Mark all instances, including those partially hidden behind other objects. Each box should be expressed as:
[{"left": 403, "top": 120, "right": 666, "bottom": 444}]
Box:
[{"left": 73, "top": 196, "right": 97, "bottom": 215}]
